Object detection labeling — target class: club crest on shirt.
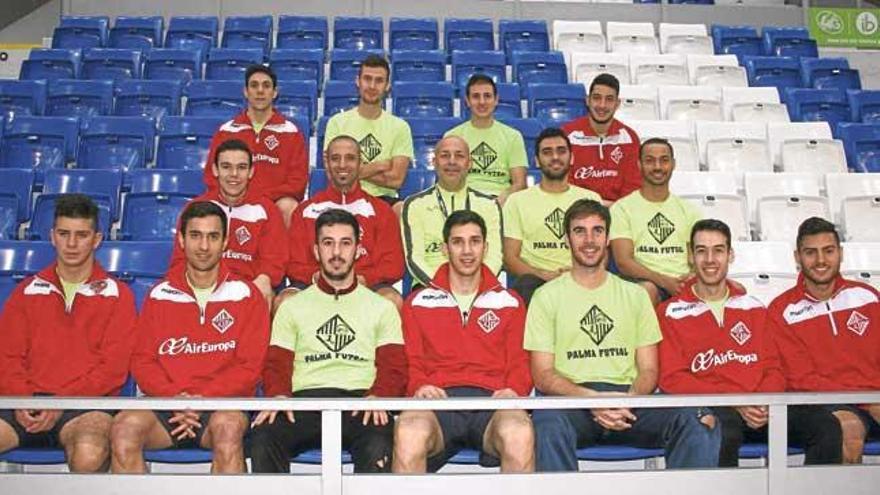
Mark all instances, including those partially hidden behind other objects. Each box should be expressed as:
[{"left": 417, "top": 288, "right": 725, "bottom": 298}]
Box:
[
  {"left": 729, "top": 321, "right": 752, "bottom": 345},
  {"left": 89, "top": 280, "right": 107, "bottom": 294},
  {"left": 212, "top": 309, "right": 235, "bottom": 334},
  {"left": 580, "top": 305, "right": 614, "bottom": 345},
  {"left": 316, "top": 315, "right": 357, "bottom": 352},
  {"left": 359, "top": 134, "right": 382, "bottom": 162},
  {"left": 610, "top": 146, "right": 624, "bottom": 165},
  {"left": 847, "top": 310, "right": 869, "bottom": 336},
  {"left": 235, "top": 225, "right": 252, "bottom": 246},
  {"left": 264, "top": 134, "right": 280, "bottom": 151},
  {"left": 478, "top": 310, "right": 500, "bottom": 333},
  {"left": 471, "top": 142, "right": 498, "bottom": 170},
  {"left": 544, "top": 207, "right": 566, "bottom": 240},
  {"left": 647, "top": 212, "right": 675, "bottom": 245}
]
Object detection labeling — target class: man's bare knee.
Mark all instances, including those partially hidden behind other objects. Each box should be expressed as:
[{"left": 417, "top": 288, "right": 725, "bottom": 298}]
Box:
[
  {"left": 393, "top": 412, "right": 439, "bottom": 468},
  {"left": 60, "top": 412, "right": 112, "bottom": 473},
  {"left": 204, "top": 412, "right": 247, "bottom": 451},
  {"left": 833, "top": 410, "right": 866, "bottom": 463},
  {"left": 489, "top": 412, "right": 534, "bottom": 471}
]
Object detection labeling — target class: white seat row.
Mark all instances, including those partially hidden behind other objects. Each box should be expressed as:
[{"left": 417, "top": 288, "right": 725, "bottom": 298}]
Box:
[
  {"left": 613, "top": 86, "right": 787, "bottom": 123},
  {"left": 554, "top": 21, "right": 714, "bottom": 55},
  {"left": 570, "top": 53, "right": 746, "bottom": 87}
]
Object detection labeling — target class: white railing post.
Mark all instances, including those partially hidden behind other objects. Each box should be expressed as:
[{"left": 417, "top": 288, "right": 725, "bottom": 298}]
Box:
[
  {"left": 767, "top": 403, "right": 788, "bottom": 495},
  {"left": 321, "top": 409, "right": 343, "bottom": 495}
]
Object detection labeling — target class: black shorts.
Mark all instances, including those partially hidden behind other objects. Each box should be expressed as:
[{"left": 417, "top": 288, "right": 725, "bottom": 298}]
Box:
[
  {"left": 0, "top": 409, "right": 111, "bottom": 449},
  {"left": 824, "top": 404, "right": 880, "bottom": 438},
  {"left": 154, "top": 410, "right": 216, "bottom": 449},
  {"left": 427, "top": 387, "right": 500, "bottom": 471}
]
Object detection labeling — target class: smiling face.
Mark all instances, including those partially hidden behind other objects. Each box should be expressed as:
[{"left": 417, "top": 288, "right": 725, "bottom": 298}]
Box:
[
  {"left": 536, "top": 135, "right": 572, "bottom": 181},
  {"left": 796, "top": 232, "right": 842, "bottom": 288},
  {"left": 325, "top": 138, "right": 361, "bottom": 191},
  {"left": 639, "top": 142, "right": 675, "bottom": 187},
  {"left": 443, "top": 222, "right": 486, "bottom": 278},
  {"left": 213, "top": 149, "right": 254, "bottom": 200},
  {"left": 587, "top": 83, "right": 620, "bottom": 126},
  {"left": 567, "top": 213, "right": 608, "bottom": 269},
  {"left": 244, "top": 71, "right": 277, "bottom": 113},
  {"left": 179, "top": 215, "right": 227, "bottom": 275},
  {"left": 433, "top": 136, "right": 471, "bottom": 190},
  {"left": 691, "top": 230, "right": 732, "bottom": 288},
  {"left": 466, "top": 81, "right": 498, "bottom": 120}
]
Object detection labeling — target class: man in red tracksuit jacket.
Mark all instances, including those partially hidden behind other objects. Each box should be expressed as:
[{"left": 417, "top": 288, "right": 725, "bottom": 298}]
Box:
[
  {"left": 202, "top": 65, "right": 309, "bottom": 227},
  {"left": 0, "top": 194, "right": 136, "bottom": 473},
  {"left": 172, "top": 138, "right": 288, "bottom": 304},
  {"left": 394, "top": 210, "right": 534, "bottom": 474},
  {"left": 111, "top": 201, "right": 269, "bottom": 474},
  {"left": 561, "top": 73, "right": 641, "bottom": 204},
  {"left": 768, "top": 217, "right": 880, "bottom": 464}
]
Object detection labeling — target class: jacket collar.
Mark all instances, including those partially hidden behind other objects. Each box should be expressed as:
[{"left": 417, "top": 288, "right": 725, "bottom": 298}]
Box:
[
  {"left": 318, "top": 182, "right": 368, "bottom": 204},
  {"left": 676, "top": 277, "right": 745, "bottom": 303},
  {"left": 792, "top": 272, "right": 850, "bottom": 302},
  {"left": 197, "top": 185, "right": 266, "bottom": 208},
  {"left": 36, "top": 261, "right": 111, "bottom": 290},
  {"left": 429, "top": 263, "right": 501, "bottom": 295},
  {"left": 232, "top": 108, "right": 285, "bottom": 127},
  {"left": 315, "top": 273, "right": 358, "bottom": 297},
  {"left": 576, "top": 116, "right": 626, "bottom": 138},
  {"left": 165, "top": 260, "right": 233, "bottom": 299}
]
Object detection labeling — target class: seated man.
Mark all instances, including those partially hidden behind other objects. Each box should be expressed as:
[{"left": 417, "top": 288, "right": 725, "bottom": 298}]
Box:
[
  {"left": 769, "top": 217, "right": 880, "bottom": 463},
  {"left": 401, "top": 136, "right": 503, "bottom": 289},
  {"left": 394, "top": 211, "right": 534, "bottom": 473},
  {"left": 525, "top": 199, "right": 720, "bottom": 472},
  {"left": 659, "top": 219, "right": 842, "bottom": 466},
  {"left": 252, "top": 209, "right": 406, "bottom": 473},
  {"left": 111, "top": 201, "right": 270, "bottom": 474},
  {"left": 0, "top": 194, "right": 136, "bottom": 472},
  {"left": 610, "top": 138, "right": 702, "bottom": 305}
]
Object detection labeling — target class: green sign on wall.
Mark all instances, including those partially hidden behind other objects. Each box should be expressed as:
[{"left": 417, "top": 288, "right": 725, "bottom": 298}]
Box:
[{"left": 808, "top": 7, "right": 880, "bottom": 48}]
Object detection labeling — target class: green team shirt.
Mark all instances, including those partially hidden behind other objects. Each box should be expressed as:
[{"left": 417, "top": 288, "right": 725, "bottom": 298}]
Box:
[
  {"left": 695, "top": 286, "right": 729, "bottom": 326},
  {"left": 324, "top": 108, "right": 414, "bottom": 198},
  {"left": 503, "top": 184, "right": 602, "bottom": 272},
  {"left": 271, "top": 284, "right": 404, "bottom": 393},
  {"left": 609, "top": 191, "right": 703, "bottom": 277},
  {"left": 445, "top": 120, "right": 528, "bottom": 196},
  {"left": 524, "top": 272, "right": 662, "bottom": 386},
  {"left": 60, "top": 278, "right": 79, "bottom": 306}
]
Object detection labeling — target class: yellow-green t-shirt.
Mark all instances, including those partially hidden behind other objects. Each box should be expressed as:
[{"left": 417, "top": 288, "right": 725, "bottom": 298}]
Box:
[
  {"left": 324, "top": 108, "right": 414, "bottom": 198},
  {"left": 453, "top": 291, "right": 477, "bottom": 321},
  {"left": 524, "top": 272, "right": 662, "bottom": 386},
  {"left": 694, "top": 286, "right": 729, "bottom": 326},
  {"left": 609, "top": 191, "right": 703, "bottom": 277},
  {"left": 189, "top": 283, "right": 216, "bottom": 312},
  {"left": 60, "top": 279, "right": 79, "bottom": 307},
  {"left": 271, "top": 284, "right": 404, "bottom": 393},
  {"left": 503, "top": 184, "right": 602, "bottom": 272},
  {"left": 445, "top": 120, "right": 528, "bottom": 196}
]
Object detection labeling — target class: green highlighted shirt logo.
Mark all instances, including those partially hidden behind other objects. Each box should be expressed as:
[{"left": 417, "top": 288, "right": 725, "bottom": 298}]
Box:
[
  {"left": 816, "top": 10, "right": 845, "bottom": 35},
  {"left": 544, "top": 207, "right": 566, "bottom": 240},
  {"left": 580, "top": 305, "right": 614, "bottom": 346},
  {"left": 471, "top": 142, "right": 498, "bottom": 170},
  {"left": 359, "top": 134, "right": 382, "bottom": 162},
  {"left": 316, "top": 315, "right": 357, "bottom": 352},
  {"left": 647, "top": 212, "right": 675, "bottom": 245}
]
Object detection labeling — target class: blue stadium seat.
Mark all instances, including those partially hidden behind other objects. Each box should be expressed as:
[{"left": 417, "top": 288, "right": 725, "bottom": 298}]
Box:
[
  {"left": 578, "top": 446, "right": 664, "bottom": 461},
  {"left": 19, "top": 48, "right": 81, "bottom": 81},
  {"left": 82, "top": 48, "right": 142, "bottom": 81},
  {"left": 334, "top": 16, "right": 384, "bottom": 50},
  {"left": 0, "top": 169, "right": 34, "bottom": 239},
  {"left": 848, "top": 89, "right": 880, "bottom": 124},
  {"left": 0, "top": 241, "right": 54, "bottom": 309},
  {"left": 669, "top": 0, "right": 714, "bottom": 3},
  {"left": 120, "top": 169, "right": 204, "bottom": 240},
  {"left": 0, "top": 116, "right": 79, "bottom": 184},
  {"left": 0, "top": 80, "right": 47, "bottom": 123},
  {"left": 511, "top": 51, "right": 567, "bottom": 96},
  {"left": 499, "top": 19, "right": 550, "bottom": 61},
  {"left": 392, "top": 50, "right": 445, "bottom": 82},
  {"left": 78, "top": 116, "right": 156, "bottom": 174},
  {"left": 40, "top": 167, "right": 122, "bottom": 219},
  {"left": 114, "top": 79, "right": 183, "bottom": 122},
  {"left": 205, "top": 48, "right": 265, "bottom": 81},
  {"left": 96, "top": 240, "right": 171, "bottom": 310},
  {"left": 400, "top": 168, "right": 429, "bottom": 198},
  {"left": 393, "top": 81, "right": 455, "bottom": 118},
  {"left": 270, "top": 49, "right": 325, "bottom": 87},
  {"left": 737, "top": 443, "right": 804, "bottom": 459},
  {"left": 45, "top": 79, "right": 113, "bottom": 119},
  {"left": 330, "top": 49, "right": 386, "bottom": 82},
  {"left": 801, "top": 57, "right": 861, "bottom": 91},
  {"left": 52, "top": 15, "right": 109, "bottom": 49},
  {"left": 109, "top": 16, "right": 164, "bottom": 50},
  {"left": 864, "top": 441, "right": 880, "bottom": 456},
  {"left": 762, "top": 27, "right": 817, "bottom": 58},
  {"left": 783, "top": 88, "right": 851, "bottom": 128},
  {"left": 144, "top": 48, "right": 203, "bottom": 84},
  {"left": 156, "top": 116, "right": 225, "bottom": 170},
  {"left": 837, "top": 122, "right": 880, "bottom": 173},
  {"left": 444, "top": 18, "right": 494, "bottom": 55},
  {"left": 527, "top": 82, "right": 586, "bottom": 127},
  {"left": 711, "top": 25, "right": 762, "bottom": 61},
  {"left": 184, "top": 80, "right": 244, "bottom": 118},
  {"left": 128, "top": 168, "right": 204, "bottom": 196},
  {"left": 165, "top": 16, "right": 219, "bottom": 60},
  {"left": 390, "top": 17, "right": 439, "bottom": 51},
  {"left": 407, "top": 117, "right": 462, "bottom": 168},
  {"left": 308, "top": 167, "right": 328, "bottom": 196},
  {"left": 28, "top": 196, "right": 113, "bottom": 241},
  {"left": 315, "top": 116, "right": 330, "bottom": 168},
  {"left": 222, "top": 15, "right": 273, "bottom": 53},
  {"left": 452, "top": 50, "right": 506, "bottom": 91},
  {"left": 323, "top": 81, "right": 360, "bottom": 117},
  {"left": 743, "top": 56, "right": 802, "bottom": 93},
  {"left": 499, "top": 117, "right": 541, "bottom": 167},
  {"left": 276, "top": 79, "right": 319, "bottom": 125},
  {"left": 460, "top": 82, "right": 522, "bottom": 120},
  {"left": 277, "top": 15, "right": 328, "bottom": 51}
]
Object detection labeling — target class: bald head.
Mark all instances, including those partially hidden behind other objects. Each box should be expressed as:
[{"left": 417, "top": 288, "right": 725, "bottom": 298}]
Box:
[{"left": 433, "top": 135, "right": 471, "bottom": 191}]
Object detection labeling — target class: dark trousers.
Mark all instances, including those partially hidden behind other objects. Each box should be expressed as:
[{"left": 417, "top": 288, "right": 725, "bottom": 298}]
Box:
[{"left": 511, "top": 274, "right": 547, "bottom": 306}]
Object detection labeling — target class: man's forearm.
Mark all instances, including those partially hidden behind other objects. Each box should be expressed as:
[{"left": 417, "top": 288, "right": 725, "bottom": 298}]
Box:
[
  {"left": 535, "top": 369, "right": 594, "bottom": 397},
  {"left": 359, "top": 160, "right": 392, "bottom": 180}
]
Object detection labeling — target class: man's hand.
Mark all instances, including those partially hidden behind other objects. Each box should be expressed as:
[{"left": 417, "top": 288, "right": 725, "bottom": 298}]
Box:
[
  {"left": 538, "top": 267, "right": 569, "bottom": 282},
  {"left": 23, "top": 410, "right": 62, "bottom": 434},
  {"left": 168, "top": 411, "right": 201, "bottom": 441},
  {"left": 867, "top": 404, "right": 880, "bottom": 424},
  {"left": 413, "top": 385, "right": 448, "bottom": 399},
  {"left": 491, "top": 388, "right": 519, "bottom": 399},
  {"left": 14, "top": 410, "right": 39, "bottom": 430},
  {"left": 657, "top": 274, "right": 687, "bottom": 296},
  {"left": 351, "top": 395, "right": 389, "bottom": 426},
  {"left": 252, "top": 395, "right": 295, "bottom": 427},
  {"left": 736, "top": 406, "right": 769, "bottom": 429},
  {"left": 591, "top": 408, "right": 637, "bottom": 431}
]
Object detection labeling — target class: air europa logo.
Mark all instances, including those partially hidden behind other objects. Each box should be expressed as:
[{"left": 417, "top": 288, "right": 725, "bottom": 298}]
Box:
[
  {"left": 691, "top": 349, "right": 758, "bottom": 373},
  {"left": 158, "top": 337, "right": 237, "bottom": 356},
  {"left": 573, "top": 167, "right": 618, "bottom": 180}
]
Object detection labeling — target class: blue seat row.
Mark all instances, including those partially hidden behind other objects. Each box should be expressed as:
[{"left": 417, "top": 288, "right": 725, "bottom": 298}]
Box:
[
  {"left": 713, "top": 25, "right": 818, "bottom": 60},
  {"left": 743, "top": 56, "right": 861, "bottom": 94}
]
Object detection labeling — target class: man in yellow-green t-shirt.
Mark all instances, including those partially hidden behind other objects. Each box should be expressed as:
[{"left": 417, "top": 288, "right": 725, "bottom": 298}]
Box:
[
  {"left": 324, "top": 54, "right": 414, "bottom": 207},
  {"left": 610, "top": 137, "right": 703, "bottom": 305},
  {"left": 502, "top": 127, "right": 601, "bottom": 305},
  {"left": 445, "top": 74, "right": 528, "bottom": 204}
]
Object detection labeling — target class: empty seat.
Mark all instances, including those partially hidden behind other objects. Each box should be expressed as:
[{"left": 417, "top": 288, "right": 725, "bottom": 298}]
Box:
[
  {"left": 730, "top": 271, "right": 797, "bottom": 305},
  {"left": 277, "top": 15, "right": 328, "bottom": 50},
  {"left": 825, "top": 172, "right": 880, "bottom": 225},
  {"left": 276, "top": 80, "right": 318, "bottom": 126},
  {"left": 499, "top": 19, "right": 550, "bottom": 60},
  {"left": 670, "top": 170, "right": 739, "bottom": 196},
  {"left": 78, "top": 116, "right": 156, "bottom": 173},
  {"left": 128, "top": 168, "right": 204, "bottom": 196},
  {"left": 0, "top": 241, "right": 56, "bottom": 310},
  {"left": 270, "top": 49, "right": 324, "bottom": 87},
  {"left": 165, "top": 16, "right": 219, "bottom": 59},
  {"left": 156, "top": 116, "right": 225, "bottom": 170},
  {"left": 222, "top": 15, "right": 273, "bottom": 52},
  {"left": 144, "top": 48, "right": 202, "bottom": 84},
  {"left": 392, "top": 82, "right": 454, "bottom": 118},
  {"left": 38, "top": 168, "right": 123, "bottom": 220},
  {"left": 119, "top": 170, "right": 203, "bottom": 241},
  {"left": 52, "top": 15, "right": 108, "bottom": 49},
  {"left": 848, "top": 89, "right": 880, "bottom": 124},
  {"left": 626, "top": 119, "right": 698, "bottom": 171},
  {"left": 19, "top": 48, "right": 81, "bottom": 81},
  {"left": 730, "top": 240, "right": 797, "bottom": 275},
  {"left": 205, "top": 48, "right": 265, "bottom": 81},
  {"left": 330, "top": 49, "right": 385, "bottom": 81},
  {"left": 800, "top": 58, "right": 860, "bottom": 92},
  {"left": 841, "top": 241, "right": 880, "bottom": 275},
  {"left": 840, "top": 195, "right": 880, "bottom": 242},
  {"left": 629, "top": 54, "right": 688, "bottom": 86},
  {"left": 184, "top": 80, "right": 243, "bottom": 118},
  {"left": 0, "top": 116, "right": 79, "bottom": 182},
  {"left": 45, "top": 79, "right": 113, "bottom": 119},
  {"left": 96, "top": 240, "right": 172, "bottom": 309},
  {"left": 743, "top": 56, "right": 802, "bottom": 93},
  {"left": 113, "top": 80, "right": 183, "bottom": 122},
  {"left": 407, "top": 117, "right": 462, "bottom": 168},
  {"left": 744, "top": 171, "right": 824, "bottom": 227},
  {"left": 783, "top": 88, "right": 851, "bottom": 128},
  {"left": 390, "top": 17, "right": 439, "bottom": 51},
  {"left": 0, "top": 169, "right": 35, "bottom": 239},
  {"left": 323, "top": 81, "right": 359, "bottom": 117},
  {"left": 109, "top": 16, "right": 164, "bottom": 50},
  {"left": 81, "top": 48, "right": 142, "bottom": 81},
  {"left": 712, "top": 25, "right": 761, "bottom": 61},
  {"left": 444, "top": 18, "right": 494, "bottom": 54},
  {"left": 658, "top": 23, "right": 713, "bottom": 55},
  {"left": 722, "top": 86, "right": 788, "bottom": 123},
  {"left": 392, "top": 50, "right": 445, "bottom": 82},
  {"left": 570, "top": 52, "right": 629, "bottom": 86},
  {"left": 762, "top": 27, "right": 817, "bottom": 58},
  {"left": 452, "top": 51, "right": 506, "bottom": 89},
  {"left": 659, "top": 85, "right": 722, "bottom": 121},
  {"left": 682, "top": 193, "right": 751, "bottom": 241},
  {"left": 606, "top": 22, "right": 658, "bottom": 54},
  {"left": 527, "top": 83, "right": 586, "bottom": 127},
  {"left": 552, "top": 20, "right": 605, "bottom": 54},
  {"left": 616, "top": 85, "right": 659, "bottom": 121},
  {"left": 768, "top": 122, "right": 847, "bottom": 174},
  {"left": 687, "top": 54, "right": 747, "bottom": 87},
  {"left": 511, "top": 51, "right": 567, "bottom": 94},
  {"left": 460, "top": 82, "right": 522, "bottom": 120},
  {"left": 756, "top": 195, "right": 830, "bottom": 242},
  {"left": 838, "top": 122, "right": 880, "bottom": 173},
  {"left": 0, "top": 80, "right": 47, "bottom": 122},
  {"left": 697, "top": 121, "right": 771, "bottom": 174},
  {"left": 499, "top": 117, "right": 542, "bottom": 167},
  {"left": 334, "top": 16, "right": 383, "bottom": 50}
]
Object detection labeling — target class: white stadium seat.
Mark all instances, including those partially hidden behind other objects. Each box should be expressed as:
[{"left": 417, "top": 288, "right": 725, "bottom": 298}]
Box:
[
  {"left": 824, "top": 172, "right": 880, "bottom": 223},
  {"left": 626, "top": 119, "right": 699, "bottom": 171},
  {"left": 840, "top": 196, "right": 880, "bottom": 242},
  {"left": 629, "top": 54, "right": 689, "bottom": 86},
  {"left": 687, "top": 54, "right": 747, "bottom": 87},
  {"left": 659, "top": 23, "right": 714, "bottom": 55},
  {"left": 571, "top": 52, "right": 629, "bottom": 85},
  {"left": 841, "top": 241, "right": 880, "bottom": 290},
  {"left": 722, "top": 86, "right": 789, "bottom": 123},
  {"left": 744, "top": 171, "right": 824, "bottom": 226},
  {"left": 607, "top": 22, "right": 658, "bottom": 54},
  {"left": 683, "top": 193, "right": 751, "bottom": 241},
  {"left": 617, "top": 84, "right": 660, "bottom": 121},
  {"left": 768, "top": 122, "right": 847, "bottom": 174},
  {"left": 730, "top": 272, "right": 797, "bottom": 305},
  {"left": 696, "top": 121, "right": 772, "bottom": 174},
  {"left": 756, "top": 195, "right": 830, "bottom": 242},
  {"left": 659, "top": 85, "right": 723, "bottom": 121},
  {"left": 670, "top": 171, "right": 740, "bottom": 196},
  {"left": 730, "top": 241, "right": 797, "bottom": 275},
  {"left": 553, "top": 20, "right": 605, "bottom": 53}
]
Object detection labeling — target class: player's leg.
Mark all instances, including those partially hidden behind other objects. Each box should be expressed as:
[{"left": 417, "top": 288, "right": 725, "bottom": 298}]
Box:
[
  {"left": 482, "top": 409, "right": 534, "bottom": 473},
  {"left": 712, "top": 407, "right": 746, "bottom": 467},
  {"left": 531, "top": 408, "right": 594, "bottom": 472},
  {"left": 200, "top": 411, "right": 249, "bottom": 473},
  {"left": 620, "top": 407, "right": 720, "bottom": 468},
  {"left": 789, "top": 405, "right": 843, "bottom": 464},
  {"left": 250, "top": 411, "right": 321, "bottom": 473},
  {"left": 58, "top": 411, "right": 113, "bottom": 472},
  {"left": 110, "top": 411, "right": 174, "bottom": 473},
  {"left": 392, "top": 410, "right": 445, "bottom": 473},
  {"left": 345, "top": 410, "right": 394, "bottom": 472}
]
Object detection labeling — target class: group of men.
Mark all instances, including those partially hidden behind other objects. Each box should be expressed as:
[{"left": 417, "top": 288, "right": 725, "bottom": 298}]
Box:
[{"left": 0, "top": 54, "right": 878, "bottom": 475}]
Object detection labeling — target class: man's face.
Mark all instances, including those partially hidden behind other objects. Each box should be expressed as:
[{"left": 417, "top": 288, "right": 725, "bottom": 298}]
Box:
[
  {"left": 179, "top": 215, "right": 227, "bottom": 274},
  {"left": 537, "top": 136, "right": 572, "bottom": 181},
  {"left": 433, "top": 137, "right": 471, "bottom": 189},
  {"left": 443, "top": 222, "right": 485, "bottom": 278},
  {"left": 51, "top": 217, "right": 102, "bottom": 271},
  {"left": 325, "top": 139, "right": 361, "bottom": 190},
  {"left": 213, "top": 149, "right": 254, "bottom": 199},
  {"left": 314, "top": 223, "right": 358, "bottom": 282},
  {"left": 567, "top": 214, "right": 608, "bottom": 269},
  {"left": 587, "top": 84, "right": 619, "bottom": 126},
  {"left": 691, "top": 230, "right": 732, "bottom": 288},
  {"left": 639, "top": 143, "right": 675, "bottom": 187},
  {"left": 244, "top": 72, "right": 277, "bottom": 112},
  {"left": 796, "top": 232, "right": 842, "bottom": 287},
  {"left": 356, "top": 65, "right": 389, "bottom": 105},
  {"left": 465, "top": 82, "right": 498, "bottom": 120}
]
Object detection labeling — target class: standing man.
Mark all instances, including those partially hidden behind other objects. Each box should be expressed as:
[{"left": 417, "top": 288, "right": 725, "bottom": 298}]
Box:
[
  {"left": 445, "top": 74, "right": 528, "bottom": 204},
  {"left": 252, "top": 209, "right": 406, "bottom": 473},
  {"left": 401, "top": 135, "right": 503, "bottom": 289},
  {"left": 526, "top": 199, "right": 720, "bottom": 472},
  {"left": 394, "top": 211, "right": 534, "bottom": 473},
  {"left": 0, "top": 194, "right": 136, "bottom": 472},
  {"left": 324, "top": 54, "right": 413, "bottom": 211},
  {"left": 111, "top": 202, "right": 269, "bottom": 474},
  {"left": 202, "top": 65, "right": 309, "bottom": 227},
  {"left": 769, "top": 217, "right": 880, "bottom": 463},
  {"left": 561, "top": 73, "right": 641, "bottom": 204},
  {"left": 503, "top": 128, "right": 601, "bottom": 305},
  {"left": 610, "top": 138, "right": 703, "bottom": 305}
]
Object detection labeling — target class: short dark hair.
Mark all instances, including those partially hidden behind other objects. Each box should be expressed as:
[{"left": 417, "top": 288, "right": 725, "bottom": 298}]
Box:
[
  {"left": 640, "top": 137, "right": 675, "bottom": 160},
  {"left": 588, "top": 73, "right": 620, "bottom": 97},
  {"left": 690, "top": 219, "right": 732, "bottom": 250},
  {"left": 796, "top": 217, "right": 840, "bottom": 249},
  {"left": 535, "top": 127, "right": 571, "bottom": 157},
  {"left": 179, "top": 201, "right": 228, "bottom": 238},
  {"left": 564, "top": 198, "right": 611, "bottom": 236},
  {"left": 359, "top": 54, "right": 390, "bottom": 78},
  {"left": 325, "top": 134, "right": 361, "bottom": 158},
  {"left": 214, "top": 139, "right": 253, "bottom": 168},
  {"left": 443, "top": 210, "right": 487, "bottom": 243},
  {"left": 54, "top": 193, "right": 99, "bottom": 231},
  {"left": 465, "top": 74, "right": 497, "bottom": 98},
  {"left": 245, "top": 64, "right": 277, "bottom": 88},
  {"left": 315, "top": 209, "right": 360, "bottom": 243}
]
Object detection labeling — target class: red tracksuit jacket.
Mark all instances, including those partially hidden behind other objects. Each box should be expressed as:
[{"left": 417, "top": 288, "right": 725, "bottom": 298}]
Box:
[
  {"left": 657, "top": 280, "right": 785, "bottom": 394},
  {"left": 286, "top": 183, "right": 404, "bottom": 288},
  {"left": 561, "top": 117, "right": 642, "bottom": 202},
  {"left": 203, "top": 109, "right": 309, "bottom": 202},
  {"left": 170, "top": 189, "right": 289, "bottom": 287},
  {"left": 401, "top": 264, "right": 533, "bottom": 396},
  {"left": 768, "top": 274, "right": 880, "bottom": 392},
  {"left": 131, "top": 263, "right": 270, "bottom": 397},
  {"left": 0, "top": 263, "right": 136, "bottom": 397}
]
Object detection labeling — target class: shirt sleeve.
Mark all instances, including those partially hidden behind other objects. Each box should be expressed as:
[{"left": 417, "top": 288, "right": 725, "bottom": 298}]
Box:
[
  {"left": 502, "top": 194, "right": 524, "bottom": 241},
  {"left": 390, "top": 119, "right": 415, "bottom": 160},
  {"left": 504, "top": 297, "right": 534, "bottom": 396},
  {"left": 401, "top": 300, "right": 430, "bottom": 396},
  {"left": 767, "top": 305, "right": 839, "bottom": 392},
  {"left": 376, "top": 299, "right": 404, "bottom": 347},
  {"left": 270, "top": 297, "right": 299, "bottom": 352},
  {"left": 485, "top": 197, "right": 505, "bottom": 276},
  {"left": 0, "top": 287, "right": 36, "bottom": 395},
  {"left": 286, "top": 203, "right": 318, "bottom": 286},
  {"left": 635, "top": 289, "right": 663, "bottom": 347},
  {"left": 507, "top": 128, "right": 528, "bottom": 170},
  {"left": 608, "top": 200, "right": 633, "bottom": 241},
  {"left": 264, "top": 130, "right": 309, "bottom": 201},
  {"left": 323, "top": 115, "right": 340, "bottom": 151},
  {"left": 359, "top": 202, "right": 405, "bottom": 287},
  {"left": 401, "top": 196, "right": 433, "bottom": 287},
  {"left": 523, "top": 287, "right": 555, "bottom": 352},
  {"left": 255, "top": 203, "right": 290, "bottom": 287},
  {"left": 619, "top": 136, "right": 642, "bottom": 199}
]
